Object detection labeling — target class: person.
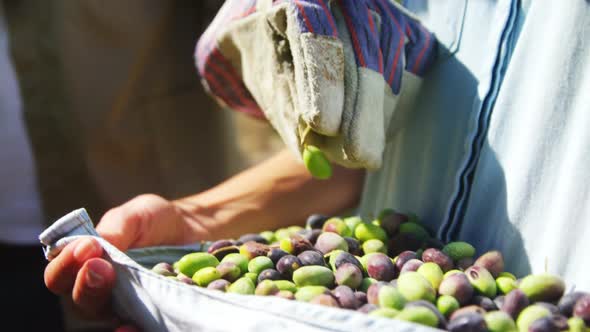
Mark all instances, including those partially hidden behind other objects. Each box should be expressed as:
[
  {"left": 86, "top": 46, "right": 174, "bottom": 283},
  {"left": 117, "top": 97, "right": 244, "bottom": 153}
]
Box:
[
  {"left": 44, "top": 0, "right": 590, "bottom": 327},
  {"left": 2, "top": 1, "right": 282, "bottom": 331},
  {"left": 0, "top": 4, "right": 65, "bottom": 331}
]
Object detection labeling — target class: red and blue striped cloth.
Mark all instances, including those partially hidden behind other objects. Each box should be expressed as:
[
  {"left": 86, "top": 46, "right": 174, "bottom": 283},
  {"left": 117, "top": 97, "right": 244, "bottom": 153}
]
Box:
[{"left": 195, "top": 0, "right": 436, "bottom": 118}]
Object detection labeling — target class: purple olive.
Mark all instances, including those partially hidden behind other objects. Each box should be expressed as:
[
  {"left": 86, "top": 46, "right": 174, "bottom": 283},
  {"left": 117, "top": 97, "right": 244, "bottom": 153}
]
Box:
[
  {"left": 276, "top": 255, "right": 302, "bottom": 279},
  {"left": 471, "top": 296, "right": 498, "bottom": 311},
  {"left": 267, "top": 247, "right": 289, "bottom": 265},
  {"left": 207, "top": 279, "right": 230, "bottom": 292},
  {"left": 257, "top": 269, "right": 282, "bottom": 283},
  {"left": 439, "top": 273, "right": 474, "bottom": 306},
  {"left": 573, "top": 295, "right": 590, "bottom": 324},
  {"left": 332, "top": 285, "right": 359, "bottom": 310},
  {"left": 473, "top": 251, "right": 504, "bottom": 278},
  {"left": 238, "top": 233, "right": 268, "bottom": 244},
  {"left": 332, "top": 251, "right": 363, "bottom": 272},
  {"left": 528, "top": 315, "right": 568, "bottom": 332},
  {"left": 450, "top": 306, "right": 487, "bottom": 321},
  {"left": 306, "top": 214, "right": 329, "bottom": 229},
  {"left": 297, "top": 250, "right": 326, "bottom": 267},
  {"left": 344, "top": 237, "right": 363, "bottom": 256},
  {"left": 422, "top": 248, "right": 454, "bottom": 272},
  {"left": 207, "top": 240, "right": 235, "bottom": 254},
  {"left": 210, "top": 246, "right": 239, "bottom": 261},
  {"left": 354, "top": 291, "right": 368, "bottom": 306},
  {"left": 366, "top": 253, "right": 397, "bottom": 281},
  {"left": 558, "top": 292, "right": 588, "bottom": 317},
  {"left": 152, "top": 262, "right": 175, "bottom": 277},
  {"left": 395, "top": 251, "right": 417, "bottom": 271},
  {"left": 447, "top": 312, "right": 487, "bottom": 332},
  {"left": 501, "top": 289, "right": 529, "bottom": 319},
  {"left": 400, "top": 259, "right": 424, "bottom": 274}
]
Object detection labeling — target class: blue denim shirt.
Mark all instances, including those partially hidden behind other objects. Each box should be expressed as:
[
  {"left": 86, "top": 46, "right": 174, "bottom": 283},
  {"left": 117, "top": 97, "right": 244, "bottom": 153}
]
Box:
[{"left": 360, "top": 0, "right": 590, "bottom": 289}]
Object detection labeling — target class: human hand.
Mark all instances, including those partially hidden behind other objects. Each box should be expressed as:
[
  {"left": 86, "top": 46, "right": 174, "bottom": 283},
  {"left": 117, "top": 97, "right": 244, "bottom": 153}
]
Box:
[
  {"left": 44, "top": 194, "right": 212, "bottom": 322},
  {"left": 43, "top": 149, "right": 364, "bottom": 325},
  {"left": 195, "top": 0, "right": 437, "bottom": 170}
]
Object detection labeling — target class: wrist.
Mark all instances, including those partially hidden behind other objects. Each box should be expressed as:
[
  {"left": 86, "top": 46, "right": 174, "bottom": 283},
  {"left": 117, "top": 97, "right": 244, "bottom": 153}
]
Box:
[
  {"left": 171, "top": 196, "right": 218, "bottom": 241},
  {"left": 171, "top": 189, "right": 265, "bottom": 241},
  {"left": 170, "top": 149, "right": 364, "bottom": 242}
]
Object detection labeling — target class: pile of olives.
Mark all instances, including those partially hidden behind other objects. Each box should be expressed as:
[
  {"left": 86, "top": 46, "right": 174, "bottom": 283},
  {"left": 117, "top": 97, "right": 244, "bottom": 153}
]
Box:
[{"left": 150, "top": 209, "right": 590, "bottom": 332}]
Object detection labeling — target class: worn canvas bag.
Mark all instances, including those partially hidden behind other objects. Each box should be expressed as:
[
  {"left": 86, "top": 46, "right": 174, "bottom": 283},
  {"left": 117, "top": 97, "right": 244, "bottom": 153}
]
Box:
[{"left": 40, "top": 208, "right": 440, "bottom": 332}]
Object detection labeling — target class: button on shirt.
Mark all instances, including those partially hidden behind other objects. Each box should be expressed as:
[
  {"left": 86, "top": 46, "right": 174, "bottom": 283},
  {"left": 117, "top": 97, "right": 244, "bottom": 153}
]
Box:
[
  {"left": 359, "top": 0, "right": 590, "bottom": 289},
  {"left": 0, "top": 6, "right": 44, "bottom": 244}
]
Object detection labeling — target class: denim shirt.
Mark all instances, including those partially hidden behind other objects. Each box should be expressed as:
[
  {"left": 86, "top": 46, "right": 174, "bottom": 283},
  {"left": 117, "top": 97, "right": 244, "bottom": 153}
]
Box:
[{"left": 360, "top": 0, "right": 590, "bottom": 289}]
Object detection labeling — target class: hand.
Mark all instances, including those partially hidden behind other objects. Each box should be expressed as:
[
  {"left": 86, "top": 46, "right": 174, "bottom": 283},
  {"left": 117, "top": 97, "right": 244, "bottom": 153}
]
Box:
[
  {"left": 44, "top": 194, "right": 210, "bottom": 321},
  {"left": 43, "top": 150, "right": 364, "bottom": 326}
]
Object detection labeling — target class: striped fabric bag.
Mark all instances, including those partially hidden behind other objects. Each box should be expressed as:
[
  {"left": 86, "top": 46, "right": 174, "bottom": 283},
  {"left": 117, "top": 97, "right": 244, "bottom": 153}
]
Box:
[{"left": 195, "top": 0, "right": 436, "bottom": 171}]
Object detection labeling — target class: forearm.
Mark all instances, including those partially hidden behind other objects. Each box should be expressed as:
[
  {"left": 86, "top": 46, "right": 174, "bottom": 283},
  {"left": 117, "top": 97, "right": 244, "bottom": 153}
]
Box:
[{"left": 175, "top": 149, "right": 365, "bottom": 240}]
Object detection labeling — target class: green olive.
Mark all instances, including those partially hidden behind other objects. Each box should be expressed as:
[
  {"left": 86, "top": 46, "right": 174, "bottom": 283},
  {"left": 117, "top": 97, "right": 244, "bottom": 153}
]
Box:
[{"left": 303, "top": 145, "right": 332, "bottom": 180}]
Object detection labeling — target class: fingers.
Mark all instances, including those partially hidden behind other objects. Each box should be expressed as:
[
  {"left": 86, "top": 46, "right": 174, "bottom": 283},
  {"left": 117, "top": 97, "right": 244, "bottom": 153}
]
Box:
[
  {"left": 45, "top": 238, "right": 117, "bottom": 320},
  {"left": 96, "top": 194, "right": 169, "bottom": 251},
  {"left": 71, "top": 257, "right": 117, "bottom": 319},
  {"left": 97, "top": 194, "right": 184, "bottom": 251},
  {"left": 45, "top": 237, "right": 104, "bottom": 295},
  {"left": 96, "top": 194, "right": 167, "bottom": 251},
  {"left": 96, "top": 204, "right": 142, "bottom": 252}
]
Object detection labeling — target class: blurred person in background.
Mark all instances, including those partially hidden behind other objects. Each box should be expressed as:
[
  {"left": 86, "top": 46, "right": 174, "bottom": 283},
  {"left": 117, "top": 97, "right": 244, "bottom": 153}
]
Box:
[
  {"left": 1, "top": 0, "right": 281, "bottom": 331},
  {"left": 0, "top": 2, "right": 62, "bottom": 330}
]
